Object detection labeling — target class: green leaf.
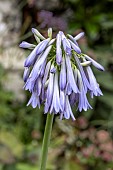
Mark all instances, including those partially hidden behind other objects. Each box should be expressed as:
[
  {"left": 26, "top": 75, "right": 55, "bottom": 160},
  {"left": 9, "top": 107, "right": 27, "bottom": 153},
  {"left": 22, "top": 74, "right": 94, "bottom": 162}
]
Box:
[
  {"left": 17, "top": 163, "right": 38, "bottom": 170},
  {"left": 0, "top": 131, "right": 24, "bottom": 158},
  {"left": 63, "top": 160, "right": 84, "bottom": 170}
]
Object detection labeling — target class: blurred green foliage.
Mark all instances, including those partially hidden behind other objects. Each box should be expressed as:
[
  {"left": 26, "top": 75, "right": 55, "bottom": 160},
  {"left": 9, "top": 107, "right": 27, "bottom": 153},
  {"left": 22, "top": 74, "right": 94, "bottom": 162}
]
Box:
[
  {"left": 0, "top": 0, "right": 113, "bottom": 169},
  {"left": 63, "top": 0, "right": 113, "bottom": 47}
]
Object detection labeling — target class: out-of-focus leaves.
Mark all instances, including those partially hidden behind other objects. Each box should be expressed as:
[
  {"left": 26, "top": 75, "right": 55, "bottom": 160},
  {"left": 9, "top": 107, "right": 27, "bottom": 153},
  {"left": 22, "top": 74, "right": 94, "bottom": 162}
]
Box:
[
  {"left": 16, "top": 163, "right": 38, "bottom": 170},
  {"left": 99, "top": 92, "right": 113, "bottom": 108},
  {"left": 0, "top": 144, "right": 15, "bottom": 164},
  {"left": 0, "top": 0, "right": 113, "bottom": 170},
  {"left": 63, "top": 160, "right": 84, "bottom": 170},
  {"left": 0, "top": 91, "right": 14, "bottom": 103},
  {"left": 96, "top": 72, "right": 113, "bottom": 91},
  {"left": 0, "top": 131, "right": 24, "bottom": 158},
  {"left": 101, "top": 21, "right": 113, "bottom": 29}
]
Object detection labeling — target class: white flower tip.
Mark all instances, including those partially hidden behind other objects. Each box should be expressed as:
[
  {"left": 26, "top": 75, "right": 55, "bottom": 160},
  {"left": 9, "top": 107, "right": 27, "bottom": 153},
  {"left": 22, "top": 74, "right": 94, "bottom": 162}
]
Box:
[
  {"left": 99, "top": 66, "right": 105, "bottom": 71},
  {"left": 78, "top": 32, "right": 85, "bottom": 37},
  {"left": 81, "top": 61, "right": 92, "bottom": 66},
  {"left": 74, "top": 32, "right": 85, "bottom": 40},
  {"left": 72, "top": 117, "right": 76, "bottom": 121},
  {"left": 19, "top": 44, "right": 22, "bottom": 48},
  {"left": 19, "top": 42, "right": 24, "bottom": 48},
  {"left": 81, "top": 32, "right": 85, "bottom": 36},
  {"left": 48, "top": 28, "right": 52, "bottom": 38},
  {"left": 31, "top": 28, "right": 36, "bottom": 34},
  {"left": 59, "top": 31, "right": 63, "bottom": 36}
]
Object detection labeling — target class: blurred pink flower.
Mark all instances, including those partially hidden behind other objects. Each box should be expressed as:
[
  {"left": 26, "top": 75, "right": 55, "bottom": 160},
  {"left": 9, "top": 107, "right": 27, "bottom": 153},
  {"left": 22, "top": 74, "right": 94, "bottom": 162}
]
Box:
[
  {"left": 81, "top": 145, "right": 96, "bottom": 157},
  {"left": 96, "top": 130, "right": 110, "bottom": 143},
  {"left": 99, "top": 141, "right": 113, "bottom": 153},
  {"left": 77, "top": 116, "right": 88, "bottom": 129},
  {"left": 79, "top": 131, "right": 89, "bottom": 139},
  {"left": 101, "top": 152, "right": 113, "bottom": 162},
  {"left": 88, "top": 128, "right": 97, "bottom": 143}
]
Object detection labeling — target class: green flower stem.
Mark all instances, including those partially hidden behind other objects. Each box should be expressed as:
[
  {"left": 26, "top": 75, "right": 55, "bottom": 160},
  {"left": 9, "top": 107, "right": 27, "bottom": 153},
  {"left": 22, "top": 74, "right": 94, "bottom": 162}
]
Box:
[{"left": 40, "top": 113, "right": 54, "bottom": 170}]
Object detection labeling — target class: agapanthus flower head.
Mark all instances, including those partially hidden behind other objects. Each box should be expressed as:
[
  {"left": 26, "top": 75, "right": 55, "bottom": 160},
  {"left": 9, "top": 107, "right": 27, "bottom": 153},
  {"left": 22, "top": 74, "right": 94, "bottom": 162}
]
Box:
[{"left": 20, "top": 28, "right": 105, "bottom": 120}]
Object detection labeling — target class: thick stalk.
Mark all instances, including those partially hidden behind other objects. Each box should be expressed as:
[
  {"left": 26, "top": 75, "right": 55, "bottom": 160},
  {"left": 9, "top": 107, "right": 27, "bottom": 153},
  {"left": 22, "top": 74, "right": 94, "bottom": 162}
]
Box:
[{"left": 40, "top": 113, "right": 54, "bottom": 170}]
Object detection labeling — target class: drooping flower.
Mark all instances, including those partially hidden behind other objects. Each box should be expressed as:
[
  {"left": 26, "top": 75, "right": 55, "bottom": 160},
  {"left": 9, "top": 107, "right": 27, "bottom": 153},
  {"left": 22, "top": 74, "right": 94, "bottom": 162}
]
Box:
[
  {"left": 59, "top": 57, "right": 66, "bottom": 91},
  {"left": 19, "top": 41, "right": 36, "bottom": 49},
  {"left": 77, "top": 69, "right": 92, "bottom": 111},
  {"left": 20, "top": 28, "right": 104, "bottom": 120},
  {"left": 84, "top": 54, "right": 105, "bottom": 71},
  {"left": 44, "top": 67, "right": 54, "bottom": 113},
  {"left": 56, "top": 33, "right": 62, "bottom": 65}
]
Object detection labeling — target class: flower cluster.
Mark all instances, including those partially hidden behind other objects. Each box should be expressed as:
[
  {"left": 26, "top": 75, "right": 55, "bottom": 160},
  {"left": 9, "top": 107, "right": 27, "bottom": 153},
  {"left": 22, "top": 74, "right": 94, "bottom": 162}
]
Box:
[{"left": 20, "top": 28, "right": 104, "bottom": 120}]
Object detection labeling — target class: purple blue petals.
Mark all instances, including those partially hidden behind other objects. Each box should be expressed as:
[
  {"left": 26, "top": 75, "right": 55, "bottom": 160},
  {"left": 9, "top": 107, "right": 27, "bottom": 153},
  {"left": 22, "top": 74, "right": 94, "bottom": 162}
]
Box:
[
  {"left": 36, "top": 38, "right": 50, "bottom": 55},
  {"left": 66, "top": 55, "right": 79, "bottom": 93},
  {"left": 24, "top": 45, "right": 40, "bottom": 67},
  {"left": 49, "top": 71, "right": 62, "bottom": 114},
  {"left": 35, "top": 77, "right": 42, "bottom": 96},
  {"left": 23, "top": 67, "right": 30, "bottom": 82},
  {"left": 21, "top": 28, "right": 104, "bottom": 120},
  {"left": 30, "top": 45, "right": 52, "bottom": 81},
  {"left": 48, "top": 38, "right": 55, "bottom": 46},
  {"left": 74, "top": 32, "right": 85, "bottom": 41},
  {"left": 62, "top": 39, "right": 71, "bottom": 55},
  {"left": 66, "top": 81, "right": 72, "bottom": 95},
  {"left": 51, "top": 71, "right": 61, "bottom": 113},
  {"left": 63, "top": 96, "right": 75, "bottom": 120},
  {"left": 56, "top": 33, "right": 62, "bottom": 65},
  {"left": 19, "top": 41, "right": 36, "bottom": 49},
  {"left": 60, "top": 31, "right": 72, "bottom": 55},
  {"left": 34, "top": 34, "right": 40, "bottom": 43},
  {"left": 68, "top": 39, "right": 81, "bottom": 54},
  {"left": 32, "top": 28, "right": 45, "bottom": 40},
  {"left": 40, "top": 59, "right": 47, "bottom": 77},
  {"left": 67, "top": 34, "right": 78, "bottom": 46},
  {"left": 59, "top": 57, "right": 66, "bottom": 90},
  {"left": 85, "top": 66, "right": 103, "bottom": 98},
  {"left": 81, "top": 61, "right": 91, "bottom": 66},
  {"left": 77, "top": 69, "right": 92, "bottom": 112},
  {"left": 27, "top": 91, "right": 40, "bottom": 108},
  {"left": 44, "top": 66, "right": 54, "bottom": 113},
  {"left": 74, "top": 54, "right": 92, "bottom": 92},
  {"left": 60, "top": 90, "right": 65, "bottom": 112},
  {"left": 42, "top": 61, "right": 51, "bottom": 85},
  {"left": 50, "top": 67, "right": 56, "bottom": 73},
  {"left": 84, "top": 54, "right": 105, "bottom": 71}
]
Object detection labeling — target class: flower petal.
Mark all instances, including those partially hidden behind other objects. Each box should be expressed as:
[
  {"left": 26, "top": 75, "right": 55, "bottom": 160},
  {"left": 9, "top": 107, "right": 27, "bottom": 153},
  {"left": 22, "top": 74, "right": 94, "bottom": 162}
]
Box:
[
  {"left": 85, "top": 66, "right": 103, "bottom": 98},
  {"left": 50, "top": 71, "right": 61, "bottom": 113},
  {"left": 44, "top": 65, "right": 55, "bottom": 113},
  {"left": 36, "top": 38, "right": 50, "bottom": 55},
  {"left": 27, "top": 92, "right": 40, "bottom": 108},
  {"left": 68, "top": 39, "right": 81, "bottom": 54},
  {"left": 84, "top": 54, "right": 105, "bottom": 71},
  {"left": 32, "top": 28, "right": 45, "bottom": 40},
  {"left": 30, "top": 45, "right": 52, "bottom": 81},
  {"left": 59, "top": 57, "right": 66, "bottom": 90},
  {"left": 42, "top": 61, "right": 51, "bottom": 85},
  {"left": 19, "top": 41, "right": 36, "bottom": 49},
  {"left": 66, "top": 55, "right": 79, "bottom": 93},
  {"left": 67, "top": 34, "right": 78, "bottom": 46},
  {"left": 56, "top": 33, "right": 62, "bottom": 65},
  {"left": 23, "top": 67, "right": 30, "bottom": 82},
  {"left": 74, "top": 32, "right": 85, "bottom": 41},
  {"left": 74, "top": 54, "right": 92, "bottom": 92},
  {"left": 77, "top": 69, "right": 92, "bottom": 112},
  {"left": 60, "top": 31, "right": 72, "bottom": 55},
  {"left": 60, "top": 90, "right": 65, "bottom": 112}
]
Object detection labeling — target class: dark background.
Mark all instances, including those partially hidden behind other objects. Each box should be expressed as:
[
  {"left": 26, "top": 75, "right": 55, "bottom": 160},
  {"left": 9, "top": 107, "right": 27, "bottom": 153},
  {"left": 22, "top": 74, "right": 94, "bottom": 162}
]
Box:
[{"left": 0, "top": 0, "right": 113, "bottom": 169}]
